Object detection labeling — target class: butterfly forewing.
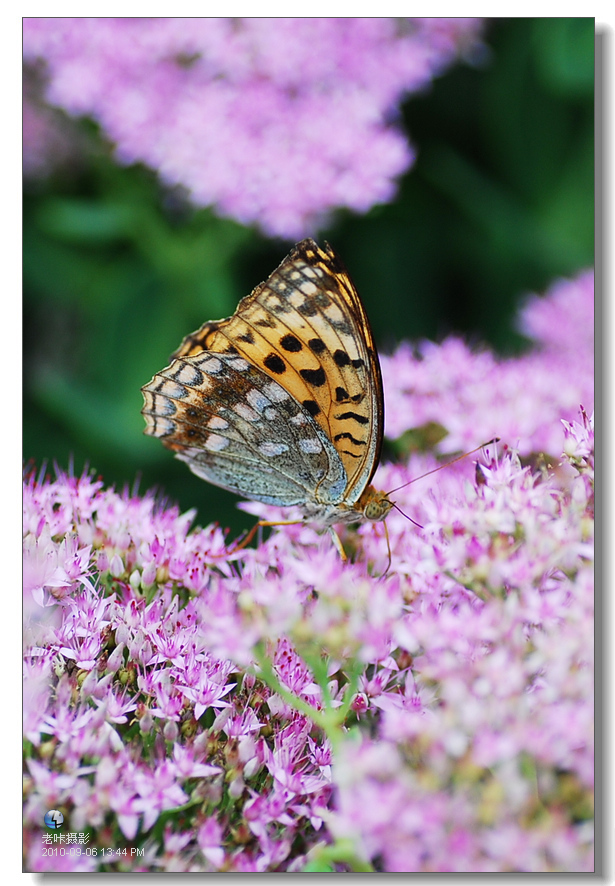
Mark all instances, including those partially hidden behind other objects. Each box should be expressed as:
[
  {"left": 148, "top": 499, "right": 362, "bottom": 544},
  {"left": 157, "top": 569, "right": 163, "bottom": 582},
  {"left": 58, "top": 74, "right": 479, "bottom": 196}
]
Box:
[
  {"left": 142, "top": 239, "right": 385, "bottom": 520},
  {"left": 169, "top": 240, "right": 383, "bottom": 505}
]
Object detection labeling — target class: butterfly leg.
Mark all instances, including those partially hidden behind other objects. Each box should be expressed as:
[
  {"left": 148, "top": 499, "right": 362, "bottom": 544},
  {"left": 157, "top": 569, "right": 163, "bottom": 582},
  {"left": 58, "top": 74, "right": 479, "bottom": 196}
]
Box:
[
  {"left": 366, "top": 521, "right": 392, "bottom": 579},
  {"left": 328, "top": 527, "right": 348, "bottom": 562},
  {"left": 211, "top": 520, "right": 351, "bottom": 562},
  {"left": 222, "top": 520, "right": 349, "bottom": 562},
  {"left": 382, "top": 520, "right": 392, "bottom": 576},
  {"left": 222, "top": 519, "right": 304, "bottom": 556}
]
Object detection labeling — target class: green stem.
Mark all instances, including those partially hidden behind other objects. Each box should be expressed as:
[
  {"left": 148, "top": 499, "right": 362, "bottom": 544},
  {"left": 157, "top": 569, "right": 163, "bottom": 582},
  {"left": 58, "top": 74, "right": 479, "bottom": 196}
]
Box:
[
  {"left": 252, "top": 645, "right": 370, "bottom": 869},
  {"left": 443, "top": 570, "right": 490, "bottom": 602},
  {"left": 252, "top": 644, "right": 331, "bottom": 733},
  {"left": 252, "top": 644, "right": 360, "bottom": 750},
  {"left": 336, "top": 658, "right": 364, "bottom": 722},
  {"left": 303, "top": 838, "right": 375, "bottom": 873}
]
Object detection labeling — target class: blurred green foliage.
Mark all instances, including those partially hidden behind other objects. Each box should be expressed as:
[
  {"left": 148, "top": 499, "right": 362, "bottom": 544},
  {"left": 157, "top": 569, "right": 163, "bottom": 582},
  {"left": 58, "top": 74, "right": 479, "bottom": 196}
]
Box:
[{"left": 23, "top": 18, "right": 593, "bottom": 534}]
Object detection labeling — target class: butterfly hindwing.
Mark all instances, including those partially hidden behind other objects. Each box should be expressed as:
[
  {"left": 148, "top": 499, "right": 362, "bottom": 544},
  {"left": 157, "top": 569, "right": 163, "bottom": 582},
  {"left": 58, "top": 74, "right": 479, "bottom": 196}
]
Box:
[{"left": 142, "top": 350, "right": 347, "bottom": 507}]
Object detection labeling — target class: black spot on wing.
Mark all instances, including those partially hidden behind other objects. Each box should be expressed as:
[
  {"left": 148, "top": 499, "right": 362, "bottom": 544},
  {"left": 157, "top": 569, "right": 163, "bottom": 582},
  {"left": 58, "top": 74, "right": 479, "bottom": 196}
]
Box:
[
  {"left": 302, "top": 399, "right": 320, "bottom": 417},
  {"left": 308, "top": 338, "right": 326, "bottom": 354},
  {"left": 333, "top": 349, "right": 350, "bottom": 367},
  {"left": 264, "top": 353, "right": 286, "bottom": 374},
  {"left": 336, "top": 411, "right": 369, "bottom": 425},
  {"left": 300, "top": 367, "right": 326, "bottom": 387},
  {"left": 280, "top": 333, "right": 302, "bottom": 352},
  {"left": 334, "top": 432, "right": 365, "bottom": 446}
]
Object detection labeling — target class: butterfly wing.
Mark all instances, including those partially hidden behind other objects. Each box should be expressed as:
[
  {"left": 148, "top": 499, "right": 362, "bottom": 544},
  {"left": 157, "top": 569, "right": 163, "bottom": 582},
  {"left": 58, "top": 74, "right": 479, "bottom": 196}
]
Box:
[
  {"left": 170, "top": 239, "right": 383, "bottom": 506},
  {"left": 142, "top": 350, "right": 347, "bottom": 507}
]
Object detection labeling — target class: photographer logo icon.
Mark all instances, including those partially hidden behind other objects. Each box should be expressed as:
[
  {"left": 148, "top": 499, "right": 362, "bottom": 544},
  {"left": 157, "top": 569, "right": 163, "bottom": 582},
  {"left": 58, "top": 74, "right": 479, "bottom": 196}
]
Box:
[{"left": 44, "top": 810, "right": 64, "bottom": 829}]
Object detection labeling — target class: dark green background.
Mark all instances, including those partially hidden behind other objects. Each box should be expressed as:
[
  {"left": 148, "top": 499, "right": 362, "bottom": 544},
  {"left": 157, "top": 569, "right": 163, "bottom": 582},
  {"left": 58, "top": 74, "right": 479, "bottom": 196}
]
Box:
[{"left": 23, "top": 18, "right": 594, "bottom": 535}]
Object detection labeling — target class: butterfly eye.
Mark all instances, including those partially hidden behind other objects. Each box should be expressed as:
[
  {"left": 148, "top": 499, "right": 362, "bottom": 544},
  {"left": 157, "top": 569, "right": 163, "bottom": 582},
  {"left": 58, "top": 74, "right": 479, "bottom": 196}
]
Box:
[{"left": 362, "top": 495, "right": 393, "bottom": 523}]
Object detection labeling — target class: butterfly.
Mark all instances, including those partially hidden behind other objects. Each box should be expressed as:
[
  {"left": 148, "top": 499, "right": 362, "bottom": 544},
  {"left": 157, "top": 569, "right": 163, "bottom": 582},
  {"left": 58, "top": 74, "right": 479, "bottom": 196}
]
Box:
[{"left": 141, "top": 239, "right": 393, "bottom": 539}]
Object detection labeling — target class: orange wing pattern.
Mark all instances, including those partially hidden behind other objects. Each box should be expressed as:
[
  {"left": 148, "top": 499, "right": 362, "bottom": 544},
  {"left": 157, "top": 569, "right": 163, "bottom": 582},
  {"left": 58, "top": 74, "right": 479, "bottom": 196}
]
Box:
[{"left": 170, "top": 240, "right": 384, "bottom": 501}]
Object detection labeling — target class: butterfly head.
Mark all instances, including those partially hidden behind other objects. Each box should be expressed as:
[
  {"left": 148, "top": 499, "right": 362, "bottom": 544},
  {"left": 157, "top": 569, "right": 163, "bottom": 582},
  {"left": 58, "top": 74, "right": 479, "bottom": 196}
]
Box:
[{"left": 357, "top": 485, "right": 394, "bottom": 523}]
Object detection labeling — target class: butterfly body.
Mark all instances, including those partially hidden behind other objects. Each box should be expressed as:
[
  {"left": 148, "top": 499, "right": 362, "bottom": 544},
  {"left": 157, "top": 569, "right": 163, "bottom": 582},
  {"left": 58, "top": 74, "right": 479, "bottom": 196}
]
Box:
[{"left": 142, "top": 239, "right": 392, "bottom": 527}]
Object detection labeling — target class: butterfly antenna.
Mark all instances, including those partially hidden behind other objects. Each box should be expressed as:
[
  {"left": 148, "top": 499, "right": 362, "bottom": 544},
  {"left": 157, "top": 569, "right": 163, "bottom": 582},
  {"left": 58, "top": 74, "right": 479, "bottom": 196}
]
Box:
[
  {"left": 387, "top": 438, "right": 500, "bottom": 495},
  {"left": 392, "top": 503, "right": 423, "bottom": 529}
]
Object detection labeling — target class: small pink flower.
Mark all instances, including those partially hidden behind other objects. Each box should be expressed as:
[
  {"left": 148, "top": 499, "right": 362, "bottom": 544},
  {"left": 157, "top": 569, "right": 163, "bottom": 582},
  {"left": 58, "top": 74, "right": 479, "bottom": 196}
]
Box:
[{"left": 197, "top": 818, "right": 225, "bottom": 868}]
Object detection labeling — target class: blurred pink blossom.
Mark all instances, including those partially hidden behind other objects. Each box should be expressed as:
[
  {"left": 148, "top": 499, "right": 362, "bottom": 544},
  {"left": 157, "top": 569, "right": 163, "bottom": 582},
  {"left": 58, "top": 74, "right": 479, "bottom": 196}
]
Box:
[
  {"left": 23, "top": 17, "right": 483, "bottom": 237},
  {"left": 381, "top": 269, "right": 594, "bottom": 455}
]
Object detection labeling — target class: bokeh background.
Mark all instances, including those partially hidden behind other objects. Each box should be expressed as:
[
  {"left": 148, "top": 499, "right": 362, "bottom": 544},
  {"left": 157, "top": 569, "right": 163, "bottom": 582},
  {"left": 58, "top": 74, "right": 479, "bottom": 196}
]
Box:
[{"left": 23, "top": 18, "right": 594, "bottom": 536}]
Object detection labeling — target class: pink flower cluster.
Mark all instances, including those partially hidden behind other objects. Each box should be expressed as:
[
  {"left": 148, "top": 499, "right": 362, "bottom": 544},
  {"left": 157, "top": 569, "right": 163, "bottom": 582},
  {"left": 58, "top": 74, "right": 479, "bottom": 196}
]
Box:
[
  {"left": 22, "top": 18, "right": 483, "bottom": 237},
  {"left": 23, "top": 265, "right": 593, "bottom": 871},
  {"left": 328, "top": 415, "right": 594, "bottom": 871},
  {"left": 23, "top": 472, "right": 338, "bottom": 872},
  {"left": 381, "top": 269, "right": 594, "bottom": 456},
  {"left": 23, "top": 427, "right": 593, "bottom": 870}
]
